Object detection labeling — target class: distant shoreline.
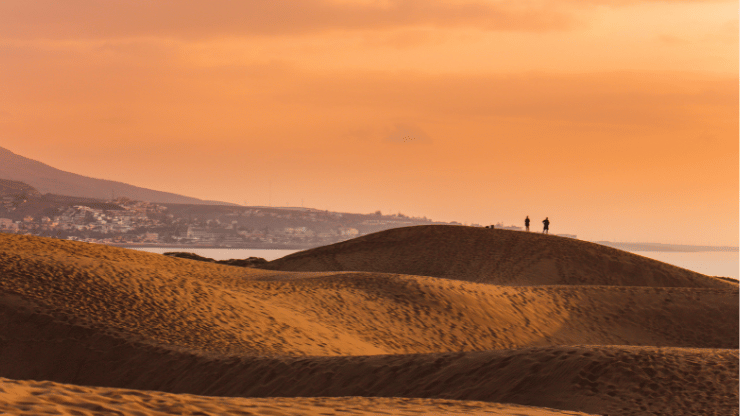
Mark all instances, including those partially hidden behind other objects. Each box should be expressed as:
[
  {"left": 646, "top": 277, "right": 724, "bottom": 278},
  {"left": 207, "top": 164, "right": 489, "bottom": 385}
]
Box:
[
  {"left": 107, "top": 243, "right": 312, "bottom": 250},
  {"left": 594, "top": 241, "right": 739, "bottom": 253}
]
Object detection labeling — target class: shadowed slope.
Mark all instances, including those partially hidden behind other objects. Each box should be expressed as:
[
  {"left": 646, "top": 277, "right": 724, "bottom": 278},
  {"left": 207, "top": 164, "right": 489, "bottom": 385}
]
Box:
[
  {"left": 261, "top": 225, "right": 735, "bottom": 288},
  {"left": 0, "top": 312, "right": 735, "bottom": 416}
]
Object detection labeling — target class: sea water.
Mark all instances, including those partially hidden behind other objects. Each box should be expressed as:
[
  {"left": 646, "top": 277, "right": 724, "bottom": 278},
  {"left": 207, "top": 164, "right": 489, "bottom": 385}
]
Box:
[
  {"left": 133, "top": 247, "right": 299, "bottom": 262},
  {"left": 132, "top": 247, "right": 739, "bottom": 281},
  {"left": 628, "top": 251, "right": 738, "bottom": 280}
]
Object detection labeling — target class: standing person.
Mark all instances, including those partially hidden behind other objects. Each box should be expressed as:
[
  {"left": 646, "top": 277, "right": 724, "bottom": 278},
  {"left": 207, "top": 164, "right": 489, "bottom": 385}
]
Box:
[
  {"left": 542, "top": 217, "right": 550, "bottom": 234},
  {"left": 525, "top": 216, "right": 530, "bottom": 231}
]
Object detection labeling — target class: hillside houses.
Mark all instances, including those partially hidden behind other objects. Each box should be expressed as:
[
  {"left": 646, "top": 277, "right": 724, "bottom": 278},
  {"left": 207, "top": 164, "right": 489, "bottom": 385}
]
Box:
[{"left": 0, "top": 191, "right": 450, "bottom": 248}]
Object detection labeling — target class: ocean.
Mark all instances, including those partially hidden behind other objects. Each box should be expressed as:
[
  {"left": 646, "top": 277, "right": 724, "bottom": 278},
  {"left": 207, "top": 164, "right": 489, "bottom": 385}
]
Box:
[
  {"left": 627, "top": 250, "right": 738, "bottom": 280},
  {"left": 133, "top": 247, "right": 299, "bottom": 262},
  {"left": 132, "top": 247, "right": 739, "bottom": 280}
]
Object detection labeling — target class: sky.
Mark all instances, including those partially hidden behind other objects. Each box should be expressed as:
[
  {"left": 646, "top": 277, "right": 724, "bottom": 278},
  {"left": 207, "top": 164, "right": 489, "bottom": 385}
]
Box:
[{"left": 0, "top": 0, "right": 737, "bottom": 245}]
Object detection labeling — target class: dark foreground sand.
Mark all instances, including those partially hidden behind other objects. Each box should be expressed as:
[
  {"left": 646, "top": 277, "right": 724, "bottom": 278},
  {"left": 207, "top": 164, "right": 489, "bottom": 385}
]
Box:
[
  {"left": 0, "top": 378, "right": 598, "bottom": 416},
  {"left": 0, "top": 228, "right": 737, "bottom": 415}
]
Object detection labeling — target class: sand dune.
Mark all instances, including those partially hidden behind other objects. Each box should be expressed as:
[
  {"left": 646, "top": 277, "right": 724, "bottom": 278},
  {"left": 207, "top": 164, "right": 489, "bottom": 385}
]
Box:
[
  {"left": 0, "top": 379, "right": 600, "bottom": 416},
  {"left": 0, "top": 232, "right": 737, "bottom": 415},
  {"left": 0, "top": 332, "right": 735, "bottom": 416},
  {"left": 261, "top": 225, "right": 736, "bottom": 288},
  {"left": 0, "top": 234, "right": 735, "bottom": 358}
]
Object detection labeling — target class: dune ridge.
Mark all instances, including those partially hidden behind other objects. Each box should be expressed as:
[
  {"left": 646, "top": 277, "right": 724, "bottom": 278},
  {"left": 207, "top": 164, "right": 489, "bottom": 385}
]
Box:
[
  {"left": 0, "top": 231, "right": 737, "bottom": 415},
  {"left": 261, "top": 225, "right": 736, "bottom": 288}
]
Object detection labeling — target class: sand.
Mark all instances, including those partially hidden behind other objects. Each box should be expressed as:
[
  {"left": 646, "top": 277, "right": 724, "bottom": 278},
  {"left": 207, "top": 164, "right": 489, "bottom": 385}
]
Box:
[
  {"left": 0, "top": 379, "right": 599, "bottom": 416},
  {"left": 0, "top": 228, "right": 737, "bottom": 415},
  {"left": 260, "top": 225, "right": 735, "bottom": 288}
]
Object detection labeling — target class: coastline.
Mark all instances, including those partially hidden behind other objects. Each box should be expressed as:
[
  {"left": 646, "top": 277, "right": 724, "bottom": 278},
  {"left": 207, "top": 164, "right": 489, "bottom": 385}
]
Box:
[
  {"left": 594, "top": 241, "right": 739, "bottom": 253},
  {"left": 110, "top": 240, "right": 740, "bottom": 253},
  {"left": 107, "top": 243, "right": 315, "bottom": 250}
]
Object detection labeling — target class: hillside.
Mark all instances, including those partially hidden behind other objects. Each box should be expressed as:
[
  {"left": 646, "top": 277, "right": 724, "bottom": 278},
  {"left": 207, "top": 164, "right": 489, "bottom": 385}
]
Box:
[
  {"left": 0, "top": 179, "right": 41, "bottom": 198},
  {"left": 0, "top": 146, "right": 235, "bottom": 205},
  {"left": 260, "top": 225, "right": 736, "bottom": 288},
  {"left": 0, "top": 187, "right": 441, "bottom": 248}
]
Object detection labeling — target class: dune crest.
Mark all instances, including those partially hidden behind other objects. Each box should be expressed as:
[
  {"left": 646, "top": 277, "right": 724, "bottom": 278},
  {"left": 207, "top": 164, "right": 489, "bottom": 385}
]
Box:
[{"left": 261, "top": 225, "right": 736, "bottom": 288}]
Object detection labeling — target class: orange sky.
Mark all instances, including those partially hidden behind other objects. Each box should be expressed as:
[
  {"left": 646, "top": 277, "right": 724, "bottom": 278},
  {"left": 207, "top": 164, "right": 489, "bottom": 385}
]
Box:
[{"left": 0, "top": 0, "right": 737, "bottom": 245}]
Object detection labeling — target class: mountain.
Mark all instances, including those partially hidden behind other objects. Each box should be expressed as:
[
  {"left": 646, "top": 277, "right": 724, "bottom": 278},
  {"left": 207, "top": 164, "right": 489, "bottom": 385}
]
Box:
[{"left": 0, "top": 146, "right": 237, "bottom": 205}]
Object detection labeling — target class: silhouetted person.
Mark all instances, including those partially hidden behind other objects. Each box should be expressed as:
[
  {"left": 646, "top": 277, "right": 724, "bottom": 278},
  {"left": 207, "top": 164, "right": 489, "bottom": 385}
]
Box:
[
  {"left": 525, "top": 216, "right": 530, "bottom": 231},
  {"left": 542, "top": 217, "right": 550, "bottom": 234}
]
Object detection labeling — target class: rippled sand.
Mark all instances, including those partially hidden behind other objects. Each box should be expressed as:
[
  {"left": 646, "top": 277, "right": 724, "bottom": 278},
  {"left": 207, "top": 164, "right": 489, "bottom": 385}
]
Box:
[{"left": 0, "top": 229, "right": 736, "bottom": 415}]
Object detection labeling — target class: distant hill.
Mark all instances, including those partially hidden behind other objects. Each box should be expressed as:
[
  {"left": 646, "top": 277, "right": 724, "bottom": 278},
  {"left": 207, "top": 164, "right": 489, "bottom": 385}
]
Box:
[
  {"left": 261, "top": 225, "right": 736, "bottom": 288},
  {"left": 0, "top": 146, "right": 237, "bottom": 205},
  {"left": 0, "top": 178, "right": 41, "bottom": 198}
]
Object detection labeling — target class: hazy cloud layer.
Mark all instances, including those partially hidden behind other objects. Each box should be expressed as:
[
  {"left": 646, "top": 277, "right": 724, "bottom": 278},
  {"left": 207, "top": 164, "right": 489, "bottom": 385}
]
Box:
[
  {"left": 1, "top": 0, "right": 731, "bottom": 46},
  {"left": 1, "top": 0, "right": 728, "bottom": 41},
  {"left": 0, "top": 1, "right": 577, "bottom": 39},
  {"left": 2, "top": 52, "right": 734, "bottom": 148}
]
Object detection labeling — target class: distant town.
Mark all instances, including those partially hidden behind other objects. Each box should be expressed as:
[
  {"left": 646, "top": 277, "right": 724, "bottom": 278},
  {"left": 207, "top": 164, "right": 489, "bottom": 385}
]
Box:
[
  {"left": 0, "top": 196, "right": 428, "bottom": 248},
  {"left": 0, "top": 179, "right": 481, "bottom": 248}
]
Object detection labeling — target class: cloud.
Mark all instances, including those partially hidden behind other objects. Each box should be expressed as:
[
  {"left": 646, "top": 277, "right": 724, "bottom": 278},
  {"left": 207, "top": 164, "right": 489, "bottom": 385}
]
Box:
[
  {"left": 1, "top": 0, "right": 729, "bottom": 42},
  {"left": 383, "top": 123, "right": 432, "bottom": 144},
  {"left": 0, "top": 0, "right": 576, "bottom": 40},
  {"left": 256, "top": 69, "right": 737, "bottom": 134}
]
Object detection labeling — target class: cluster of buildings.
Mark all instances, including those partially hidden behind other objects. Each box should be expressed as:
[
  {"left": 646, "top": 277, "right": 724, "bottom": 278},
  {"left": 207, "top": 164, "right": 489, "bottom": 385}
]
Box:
[
  {"left": 0, "top": 198, "right": 367, "bottom": 247},
  {"left": 1, "top": 196, "right": 22, "bottom": 212},
  {"left": 180, "top": 224, "right": 360, "bottom": 246},
  {"left": 0, "top": 199, "right": 169, "bottom": 244}
]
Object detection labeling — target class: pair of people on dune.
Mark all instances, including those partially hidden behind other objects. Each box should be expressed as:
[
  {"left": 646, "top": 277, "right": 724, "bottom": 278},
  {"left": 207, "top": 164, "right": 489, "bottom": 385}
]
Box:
[{"left": 524, "top": 216, "right": 549, "bottom": 234}]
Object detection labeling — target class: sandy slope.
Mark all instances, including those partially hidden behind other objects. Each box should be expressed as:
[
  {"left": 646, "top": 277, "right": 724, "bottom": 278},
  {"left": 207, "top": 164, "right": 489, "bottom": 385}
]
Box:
[
  {"left": 261, "top": 225, "right": 735, "bottom": 288},
  {"left": 0, "top": 380, "right": 601, "bottom": 416},
  {"left": 0, "top": 234, "right": 735, "bottom": 356},
  {"left": 0, "top": 324, "right": 735, "bottom": 416},
  {"left": 0, "top": 232, "right": 737, "bottom": 416}
]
